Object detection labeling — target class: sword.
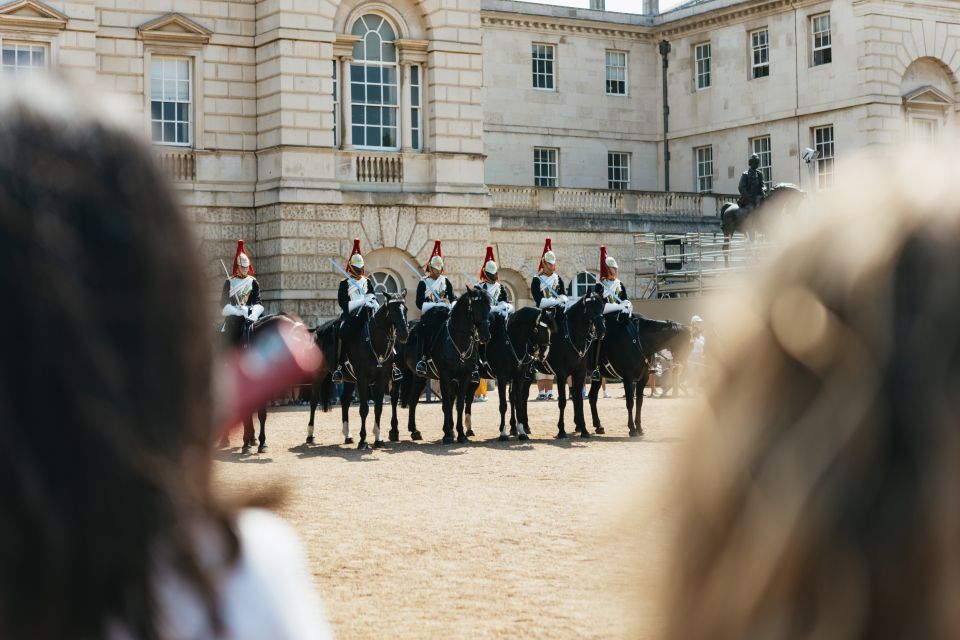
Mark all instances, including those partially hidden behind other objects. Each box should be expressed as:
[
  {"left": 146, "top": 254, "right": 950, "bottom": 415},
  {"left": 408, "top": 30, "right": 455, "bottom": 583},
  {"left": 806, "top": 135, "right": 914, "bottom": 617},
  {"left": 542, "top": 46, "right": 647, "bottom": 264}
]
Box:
[
  {"left": 328, "top": 258, "right": 366, "bottom": 297},
  {"left": 520, "top": 262, "right": 562, "bottom": 300},
  {"left": 459, "top": 270, "right": 481, "bottom": 288},
  {"left": 401, "top": 259, "right": 446, "bottom": 303},
  {"left": 220, "top": 259, "right": 243, "bottom": 306}
]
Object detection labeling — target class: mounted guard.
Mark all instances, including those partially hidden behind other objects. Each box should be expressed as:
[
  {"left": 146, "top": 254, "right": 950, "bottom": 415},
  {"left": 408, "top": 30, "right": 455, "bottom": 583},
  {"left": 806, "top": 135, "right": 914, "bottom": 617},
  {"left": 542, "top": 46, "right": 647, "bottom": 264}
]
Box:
[
  {"left": 591, "top": 245, "right": 633, "bottom": 381},
  {"left": 738, "top": 153, "right": 767, "bottom": 211},
  {"left": 221, "top": 239, "right": 264, "bottom": 346},
  {"left": 478, "top": 245, "right": 513, "bottom": 316},
  {"left": 531, "top": 238, "right": 566, "bottom": 309},
  {"left": 414, "top": 240, "right": 459, "bottom": 378}
]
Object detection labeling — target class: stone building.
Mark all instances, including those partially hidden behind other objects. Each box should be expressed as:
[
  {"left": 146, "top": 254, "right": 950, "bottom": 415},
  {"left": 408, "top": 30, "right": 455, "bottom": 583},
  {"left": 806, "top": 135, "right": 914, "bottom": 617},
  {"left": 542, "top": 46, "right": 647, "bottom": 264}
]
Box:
[{"left": 2, "top": 0, "right": 958, "bottom": 321}]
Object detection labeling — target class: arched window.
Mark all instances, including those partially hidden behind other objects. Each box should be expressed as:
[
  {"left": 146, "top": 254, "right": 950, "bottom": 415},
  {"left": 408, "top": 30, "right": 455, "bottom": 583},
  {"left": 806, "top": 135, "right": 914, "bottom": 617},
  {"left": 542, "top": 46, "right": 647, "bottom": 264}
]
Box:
[
  {"left": 350, "top": 14, "right": 398, "bottom": 149},
  {"left": 369, "top": 270, "right": 402, "bottom": 304},
  {"left": 501, "top": 282, "right": 517, "bottom": 305},
  {"left": 572, "top": 272, "right": 598, "bottom": 298}
]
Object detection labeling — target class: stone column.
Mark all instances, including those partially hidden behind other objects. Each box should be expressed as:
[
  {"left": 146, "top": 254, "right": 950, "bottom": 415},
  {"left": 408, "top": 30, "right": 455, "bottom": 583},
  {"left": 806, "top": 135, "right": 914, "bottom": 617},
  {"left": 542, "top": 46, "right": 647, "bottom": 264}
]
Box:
[
  {"left": 399, "top": 62, "right": 411, "bottom": 152},
  {"left": 339, "top": 56, "right": 353, "bottom": 150}
]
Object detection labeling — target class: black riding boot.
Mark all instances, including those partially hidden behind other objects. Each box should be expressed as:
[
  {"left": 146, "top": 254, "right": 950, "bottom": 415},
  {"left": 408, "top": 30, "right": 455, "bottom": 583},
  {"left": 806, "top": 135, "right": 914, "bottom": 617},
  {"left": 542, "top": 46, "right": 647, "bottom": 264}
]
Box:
[
  {"left": 392, "top": 364, "right": 403, "bottom": 381},
  {"left": 331, "top": 326, "right": 344, "bottom": 384}
]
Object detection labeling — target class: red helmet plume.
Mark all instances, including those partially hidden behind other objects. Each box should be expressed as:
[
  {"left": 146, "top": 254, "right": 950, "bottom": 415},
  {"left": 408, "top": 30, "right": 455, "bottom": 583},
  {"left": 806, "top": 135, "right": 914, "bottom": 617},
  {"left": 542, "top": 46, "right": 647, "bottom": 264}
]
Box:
[
  {"left": 425, "top": 240, "right": 444, "bottom": 272},
  {"left": 537, "top": 238, "right": 556, "bottom": 273},
  {"left": 231, "top": 239, "right": 254, "bottom": 277},
  {"left": 479, "top": 245, "right": 497, "bottom": 280}
]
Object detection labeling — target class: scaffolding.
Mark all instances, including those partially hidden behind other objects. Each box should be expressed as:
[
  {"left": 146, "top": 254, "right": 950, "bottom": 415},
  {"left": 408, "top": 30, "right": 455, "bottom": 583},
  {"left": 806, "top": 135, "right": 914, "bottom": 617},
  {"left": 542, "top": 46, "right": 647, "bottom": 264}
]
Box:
[{"left": 633, "top": 231, "right": 773, "bottom": 298}]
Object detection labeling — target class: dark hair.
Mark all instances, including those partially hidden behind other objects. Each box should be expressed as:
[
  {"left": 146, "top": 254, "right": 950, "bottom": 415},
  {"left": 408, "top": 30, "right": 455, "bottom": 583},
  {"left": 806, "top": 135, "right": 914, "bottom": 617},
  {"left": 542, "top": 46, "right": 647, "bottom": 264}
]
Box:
[
  {"left": 0, "top": 81, "right": 236, "bottom": 639},
  {"left": 665, "top": 149, "right": 960, "bottom": 639}
]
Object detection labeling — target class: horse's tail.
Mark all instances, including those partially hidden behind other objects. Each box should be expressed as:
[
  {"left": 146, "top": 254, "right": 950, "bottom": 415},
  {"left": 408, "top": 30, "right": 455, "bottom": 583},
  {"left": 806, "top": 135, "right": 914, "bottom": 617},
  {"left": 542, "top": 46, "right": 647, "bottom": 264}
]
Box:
[{"left": 318, "top": 372, "right": 336, "bottom": 413}]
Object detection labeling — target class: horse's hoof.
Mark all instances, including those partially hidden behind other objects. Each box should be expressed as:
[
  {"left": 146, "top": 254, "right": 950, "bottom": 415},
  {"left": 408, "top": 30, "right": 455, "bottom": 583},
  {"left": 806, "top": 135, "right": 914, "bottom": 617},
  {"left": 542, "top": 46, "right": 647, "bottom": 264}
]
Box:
[
  {"left": 498, "top": 434, "right": 509, "bottom": 442},
  {"left": 465, "top": 429, "right": 475, "bottom": 437},
  {"left": 442, "top": 435, "right": 454, "bottom": 445},
  {"left": 580, "top": 430, "right": 591, "bottom": 439},
  {"left": 258, "top": 445, "right": 267, "bottom": 454},
  {"left": 575, "top": 425, "right": 584, "bottom": 434},
  {"left": 628, "top": 429, "right": 640, "bottom": 438},
  {"left": 595, "top": 427, "right": 605, "bottom": 435},
  {"left": 411, "top": 431, "right": 423, "bottom": 441},
  {"left": 357, "top": 441, "right": 368, "bottom": 450},
  {"left": 373, "top": 440, "right": 386, "bottom": 449},
  {"left": 344, "top": 437, "right": 354, "bottom": 445},
  {"left": 556, "top": 431, "right": 567, "bottom": 440},
  {"left": 457, "top": 434, "right": 470, "bottom": 444},
  {"left": 509, "top": 427, "right": 517, "bottom": 436},
  {"left": 388, "top": 430, "right": 399, "bottom": 442},
  {"left": 241, "top": 445, "right": 251, "bottom": 454},
  {"left": 305, "top": 436, "right": 315, "bottom": 445},
  {"left": 518, "top": 433, "right": 529, "bottom": 442}
]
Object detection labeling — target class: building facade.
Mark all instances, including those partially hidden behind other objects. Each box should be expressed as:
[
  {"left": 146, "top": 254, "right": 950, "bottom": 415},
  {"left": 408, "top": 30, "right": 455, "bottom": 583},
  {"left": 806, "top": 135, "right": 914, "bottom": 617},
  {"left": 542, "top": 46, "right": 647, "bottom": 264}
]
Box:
[{"left": 2, "top": 0, "right": 958, "bottom": 320}]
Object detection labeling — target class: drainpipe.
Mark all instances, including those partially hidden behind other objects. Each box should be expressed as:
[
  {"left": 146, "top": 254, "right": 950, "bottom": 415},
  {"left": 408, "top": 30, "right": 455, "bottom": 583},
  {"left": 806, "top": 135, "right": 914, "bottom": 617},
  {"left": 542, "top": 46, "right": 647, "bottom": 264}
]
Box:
[{"left": 659, "top": 39, "right": 671, "bottom": 191}]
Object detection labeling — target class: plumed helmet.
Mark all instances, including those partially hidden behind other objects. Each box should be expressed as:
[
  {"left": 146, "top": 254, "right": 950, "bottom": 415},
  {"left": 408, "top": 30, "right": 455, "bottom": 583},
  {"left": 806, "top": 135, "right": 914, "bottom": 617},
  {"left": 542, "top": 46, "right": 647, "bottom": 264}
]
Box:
[
  {"left": 605, "top": 255, "right": 619, "bottom": 270},
  {"left": 429, "top": 254, "right": 444, "bottom": 270},
  {"left": 538, "top": 238, "right": 556, "bottom": 272},
  {"left": 691, "top": 315, "right": 704, "bottom": 324},
  {"left": 238, "top": 253, "right": 251, "bottom": 268},
  {"left": 484, "top": 260, "right": 498, "bottom": 276},
  {"left": 542, "top": 251, "right": 556, "bottom": 265},
  {"left": 599, "top": 244, "right": 618, "bottom": 280},
  {"left": 231, "top": 239, "right": 254, "bottom": 276},
  {"left": 349, "top": 253, "right": 365, "bottom": 269},
  {"left": 480, "top": 245, "right": 498, "bottom": 279}
]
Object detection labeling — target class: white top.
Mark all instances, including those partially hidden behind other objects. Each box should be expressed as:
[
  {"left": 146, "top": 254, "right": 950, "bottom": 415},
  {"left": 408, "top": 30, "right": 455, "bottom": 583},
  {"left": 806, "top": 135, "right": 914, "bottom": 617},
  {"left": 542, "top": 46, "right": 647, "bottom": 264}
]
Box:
[
  {"left": 347, "top": 275, "right": 369, "bottom": 302},
  {"left": 111, "top": 509, "right": 333, "bottom": 640}
]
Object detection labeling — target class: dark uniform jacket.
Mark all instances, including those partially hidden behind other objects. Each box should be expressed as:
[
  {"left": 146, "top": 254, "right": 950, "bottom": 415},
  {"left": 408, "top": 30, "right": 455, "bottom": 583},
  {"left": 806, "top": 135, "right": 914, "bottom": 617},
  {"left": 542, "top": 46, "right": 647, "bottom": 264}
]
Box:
[
  {"left": 337, "top": 277, "right": 374, "bottom": 316},
  {"left": 530, "top": 274, "right": 566, "bottom": 306},
  {"left": 221, "top": 277, "right": 262, "bottom": 308},
  {"left": 415, "top": 277, "right": 456, "bottom": 310},
  {"left": 738, "top": 168, "right": 766, "bottom": 207}
]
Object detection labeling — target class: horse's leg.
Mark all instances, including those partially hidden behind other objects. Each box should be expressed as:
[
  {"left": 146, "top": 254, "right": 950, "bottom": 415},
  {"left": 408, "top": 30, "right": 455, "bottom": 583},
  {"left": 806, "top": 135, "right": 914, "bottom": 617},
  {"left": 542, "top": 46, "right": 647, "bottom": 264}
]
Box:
[
  {"left": 464, "top": 379, "right": 476, "bottom": 438},
  {"left": 373, "top": 379, "right": 386, "bottom": 449},
  {"left": 515, "top": 378, "right": 531, "bottom": 441},
  {"left": 497, "top": 377, "right": 509, "bottom": 441},
  {"left": 555, "top": 374, "right": 568, "bottom": 439},
  {"left": 455, "top": 379, "right": 469, "bottom": 444},
  {"left": 407, "top": 378, "right": 427, "bottom": 441},
  {"left": 389, "top": 377, "right": 400, "bottom": 442},
  {"left": 572, "top": 371, "right": 589, "bottom": 439},
  {"left": 440, "top": 379, "right": 456, "bottom": 445},
  {"left": 306, "top": 380, "right": 318, "bottom": 444},
  {"left": 356, "top": 382, "right": 369, "bottom": 450},
  {"left": 242, "top": 415, "right": 254, "bottom": 453},
  {"left": 624, "top": 377, "right": 636, "bottom": 437},
  {"left": 589, "top": 376, "right": 604, "bottom": 434},
  {"left": 257, "top": 406, "right": 268, "bottom": 453},
  {"left": 341, "top": 382, "right": 353, "bottom": 445},
  {"left": 508, "top": 378, "right": 518, "bottom": 436},
  {"left": 633, "top": 370, "right": 646, "bottom": 437}
]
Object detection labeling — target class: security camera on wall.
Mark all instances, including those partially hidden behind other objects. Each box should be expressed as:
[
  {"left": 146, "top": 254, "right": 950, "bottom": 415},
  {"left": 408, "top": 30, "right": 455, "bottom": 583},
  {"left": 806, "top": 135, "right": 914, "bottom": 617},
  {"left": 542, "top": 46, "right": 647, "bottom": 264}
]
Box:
[{"left": 802, "top": 147, "right": 820, "bottom": 163}]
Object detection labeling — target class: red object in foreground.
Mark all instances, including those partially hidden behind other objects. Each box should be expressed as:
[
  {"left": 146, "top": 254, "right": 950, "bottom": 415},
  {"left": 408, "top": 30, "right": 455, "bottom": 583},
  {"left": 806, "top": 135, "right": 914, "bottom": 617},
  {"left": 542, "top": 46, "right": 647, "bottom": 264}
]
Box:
[{"left": 214, "top": 319, "right": 322, "bottom": 437}]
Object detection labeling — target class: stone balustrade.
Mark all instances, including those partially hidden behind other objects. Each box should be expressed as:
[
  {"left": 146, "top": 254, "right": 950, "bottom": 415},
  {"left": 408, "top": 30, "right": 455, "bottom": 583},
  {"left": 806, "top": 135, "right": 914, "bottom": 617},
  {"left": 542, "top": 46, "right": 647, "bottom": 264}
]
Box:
[
  {"left": 490, "top": 184, "right": 737, "bottom": 217},
  {"left": 356, "top": 154, "right": 403, "bottom": 183},
  {"left": 156, "top": 149, "right": 196, "bottom": 182}
]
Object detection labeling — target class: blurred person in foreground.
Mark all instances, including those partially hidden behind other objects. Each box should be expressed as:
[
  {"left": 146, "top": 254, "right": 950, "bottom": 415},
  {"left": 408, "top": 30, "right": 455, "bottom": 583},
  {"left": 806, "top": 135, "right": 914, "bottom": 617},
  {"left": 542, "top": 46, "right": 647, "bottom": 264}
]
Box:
[
  {"left": 0, "top": 79, "right": 331, "bottom": 639},
  {"left": 664, "top": 146, "right": 960, "bottom": 640}
]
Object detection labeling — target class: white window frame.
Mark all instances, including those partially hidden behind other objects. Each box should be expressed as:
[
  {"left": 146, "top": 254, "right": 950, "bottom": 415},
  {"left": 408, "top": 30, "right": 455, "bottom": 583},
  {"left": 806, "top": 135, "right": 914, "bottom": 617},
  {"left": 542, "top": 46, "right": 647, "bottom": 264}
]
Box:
[
  {"left": 813, "top": 125, "right": 835, "bottom": 189},
  {"left": 750, "top": 29, "right": 769, "bottom": 79},
  {"left": 607, "top": 152, "right": 630, "bottom": 190},
  {"left": 149, "top": 55, "right": 193, "bottom": 147},
  {"left": 410, "top": 63, "right": 422, "bottom": 151},
  {"left": 142, "top": 47, "right": 205, "bottom": 150},
  {"left": 605, "top": 50, "right": 627, "bottom": 96},
  {"left": 695, "top": 145, "right": 713, "bottom": 193},
  {"left": 332, "top": 59, "right": 339, "bottom": 148},
  {"left": 695, "top": 42, "right": 711, "bottom": 90},
  {"left": 750, "top": 135, "right": 772, "bottom": 189},
  {"left": 369, "top": 269, "right": 403, "bottom": 305},
  {"left": 811, "top": 13, "right": 832, "bottom": 67},
  {"left": 532, "top": 43, "right": 555, "bottom": 91},
  {"left": 910, "top": 117, "right": 938, "bottom": 145},
  {"left": 1, "top": 40, "right": 49, "bottom": 72},
  {"left": 573, "top": 272, "right": 598, "bottom": 298},
  {"left": 534, "top": 147, "right": 558, "bottom": 187},
  {"left": 350, "top": 14, "right": 401, "bottom": 151}
]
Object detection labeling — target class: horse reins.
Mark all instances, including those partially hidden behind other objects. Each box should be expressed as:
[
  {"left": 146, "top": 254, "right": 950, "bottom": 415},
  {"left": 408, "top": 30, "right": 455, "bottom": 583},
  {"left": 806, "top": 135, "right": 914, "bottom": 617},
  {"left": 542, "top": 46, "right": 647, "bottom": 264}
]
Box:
[{"left": 363, "top": 298, "right": 404, "bottom": 368}]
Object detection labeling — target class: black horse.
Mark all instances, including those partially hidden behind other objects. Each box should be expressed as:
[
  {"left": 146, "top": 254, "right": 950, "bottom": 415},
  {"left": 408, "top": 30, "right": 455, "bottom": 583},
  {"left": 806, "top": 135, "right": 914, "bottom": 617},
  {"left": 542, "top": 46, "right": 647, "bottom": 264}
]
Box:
[
  {"left": 390, "top": 286, "right": 492, "bottom": 444},
  {"left": 587, "top": 314, "right": 691, "bottom": 437},
  {"left": 221, "top": 313, "right": 307, "bottom": 454},
  {"left": 308, "top": 291, "right": 409, "bottom": 449},
  {"left": 720, "top": 183, "right": 805, "bottom": 265},
  {"left": 464, "top": 306, "right": 556, "bottom": 441},
  {"left": 534, "top": 289, "right": 607, "bottom": 439}
]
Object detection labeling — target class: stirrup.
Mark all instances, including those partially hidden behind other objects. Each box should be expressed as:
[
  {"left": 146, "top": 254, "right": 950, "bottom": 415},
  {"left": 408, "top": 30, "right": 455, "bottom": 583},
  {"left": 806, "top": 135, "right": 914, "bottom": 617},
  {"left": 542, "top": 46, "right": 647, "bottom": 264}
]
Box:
[
  {"left": 415, "top": 360, "right": 429, "bottom": 378},
  {"left": 591, "top": 368, "right": 601, "bottom": 382},
  {"left": 392, "top": 365, "right": 403, "bottom": 381},
  {"left": 471, "top": 369, "right": 480, "bottom": 383},
  {"left": 331, "top": 367, "right": 344, "bottom": 384}
]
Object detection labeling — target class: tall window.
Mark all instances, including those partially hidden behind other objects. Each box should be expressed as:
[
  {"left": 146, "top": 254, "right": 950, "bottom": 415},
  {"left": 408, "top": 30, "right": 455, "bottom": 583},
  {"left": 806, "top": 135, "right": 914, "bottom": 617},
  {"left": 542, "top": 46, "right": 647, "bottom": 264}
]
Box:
[
  {"left": 532, "top": 43, "right": 555, "bottom": 91},
  {"left": 573, "top": 272, "right": 598, "bottom": 298},
  {"left": 813, "top": 125, "right": 834, "bottom": 189},
  {"left": 150, "top": 57, "right": 191, "bottom": 146},
  {"left": 350, "top": 14, "right": 399, "bottom": 149},
  {"left": 332, "top": 60, "right": 339, "bottom": 147},
  {"left": 911, "top": 118, "right": 937, "bottom": 145},
  {"left": 751, "top": 29, "right": 769, "bottom": 78},
  {"left": 605, "top": 50, "right": 627, "bottom": 95},
  {"left": 750, "top": 135, "right": 772, "bottom": 188},
  {"left": 1, "top": 42, "right": 47, "bottom": 73},
  {"left": 608, "top": 152, "right": 630, "bottom": 189},
  {"left": 812, "top": 14, "right": 832, "bottom": 66},
  {"left": 370, "top": 270, "right": 402, "bottom": 304},
  {"left": 534, "top": 147, "right": 558, "bottom": 187},
  {"left": 695, "top": 43, "right": 711, "bottom": 89},
  {"left": 695, "top": 146, "right": 713, "bottom": 193},
  {"left": 410, "top": 65, "right": 421, "bottom": 150}
]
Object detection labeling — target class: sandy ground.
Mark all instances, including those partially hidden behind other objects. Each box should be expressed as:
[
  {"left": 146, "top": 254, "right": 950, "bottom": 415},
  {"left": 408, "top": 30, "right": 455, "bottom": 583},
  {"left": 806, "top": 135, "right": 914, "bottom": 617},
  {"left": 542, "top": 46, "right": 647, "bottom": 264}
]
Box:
[{"left": 213, "top": 384, "right": 699, "bottom": 639}]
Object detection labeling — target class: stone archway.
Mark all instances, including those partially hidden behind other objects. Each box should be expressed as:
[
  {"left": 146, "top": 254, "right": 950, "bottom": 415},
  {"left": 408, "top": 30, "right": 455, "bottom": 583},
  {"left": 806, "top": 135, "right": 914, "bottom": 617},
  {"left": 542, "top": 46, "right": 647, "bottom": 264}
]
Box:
[
  {"left": 498, "top": 267, "right": 529, "bottom": 307},
  {"left": 900, "top": 57, "right": 957, "bottom": 143},
  {"left": 364, "top": 246, "right": 420, "bottom": 315}
]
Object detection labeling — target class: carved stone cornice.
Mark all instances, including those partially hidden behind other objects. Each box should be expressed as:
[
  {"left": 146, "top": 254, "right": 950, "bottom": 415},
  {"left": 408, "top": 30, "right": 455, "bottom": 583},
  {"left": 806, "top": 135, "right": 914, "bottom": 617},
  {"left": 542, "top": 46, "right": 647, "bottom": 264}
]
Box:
[
  {"left": 137, "top": 13, "right": 211, "bottom": 46},
  {"left": 480, "top": 13, "right": 653, "bottom": 40},
  {"left": 397, "top": 38, "right": 428, "bottom": 64},
  {"left": 333, "top": 33, "right": 360, "bottom": 59},
  {"left": 0, "top": 0, "right": 67, "bottom": 33}
]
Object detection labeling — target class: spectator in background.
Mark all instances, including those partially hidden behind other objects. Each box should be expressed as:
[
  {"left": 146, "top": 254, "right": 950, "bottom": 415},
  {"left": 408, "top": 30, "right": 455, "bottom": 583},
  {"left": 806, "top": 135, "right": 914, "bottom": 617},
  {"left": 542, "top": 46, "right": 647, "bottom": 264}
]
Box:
[
  {"left": 663, "top": 148, "right": 960, "bottom": 639},
  {"left": 0, "top": 80, "right": 330, "bottom": 640},
  {"left": 536, "top": 373, "right": 554, "bottom": 401}
]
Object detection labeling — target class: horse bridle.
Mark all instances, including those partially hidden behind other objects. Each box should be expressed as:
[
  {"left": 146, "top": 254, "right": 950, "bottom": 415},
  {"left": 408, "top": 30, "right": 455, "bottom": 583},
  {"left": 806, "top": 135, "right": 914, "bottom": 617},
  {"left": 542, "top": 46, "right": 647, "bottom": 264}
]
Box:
[
  {"left": 443, "top": 291, "right": 485, "bottom": 363},
  {"left": 363, "top": 297, "right": 406, "bottom": 368},
  {"left": 561, "top": 295, "right": 602, "bottom": 359}
]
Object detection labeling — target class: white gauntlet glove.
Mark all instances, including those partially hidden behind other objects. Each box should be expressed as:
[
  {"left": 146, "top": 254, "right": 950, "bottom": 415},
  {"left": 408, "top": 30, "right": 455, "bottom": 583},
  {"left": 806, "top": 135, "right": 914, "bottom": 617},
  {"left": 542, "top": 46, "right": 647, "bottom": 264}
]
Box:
[
  {"left": 248, "top": 304, "right": 264, "bottom": 321},
  {"left": 222, "top": 304, "right": 246, "bottom": 317}
]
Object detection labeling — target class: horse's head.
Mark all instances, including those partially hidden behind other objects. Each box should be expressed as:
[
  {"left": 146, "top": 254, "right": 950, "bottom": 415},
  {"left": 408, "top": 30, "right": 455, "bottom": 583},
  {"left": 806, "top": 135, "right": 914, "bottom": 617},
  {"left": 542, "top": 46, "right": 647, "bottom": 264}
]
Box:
[
  {"left": 384, "top": 289, "right": 409, "bottom": 344},
  {"left": 582, "top": 287, "right": 607, "bottom": 341},
  {"left": 464, "top": 285, "right": 492, "bottom": 343}
]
